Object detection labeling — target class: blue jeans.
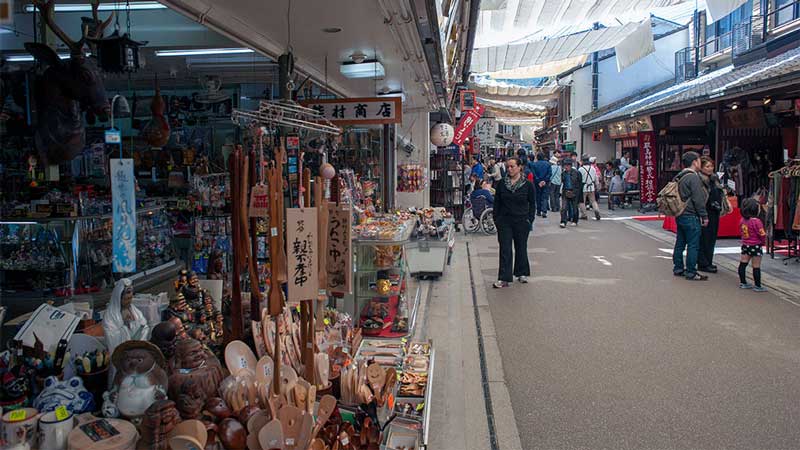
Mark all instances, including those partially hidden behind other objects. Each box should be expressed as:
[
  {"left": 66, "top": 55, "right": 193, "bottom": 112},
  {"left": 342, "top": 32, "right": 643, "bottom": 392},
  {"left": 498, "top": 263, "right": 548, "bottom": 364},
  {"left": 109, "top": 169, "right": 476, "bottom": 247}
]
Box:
[
  {"left": 673, "top": 214, "right": 702, "bottom": 277},
  {"left": 535, "top": 182, "right": 550, "bottom": 214}
]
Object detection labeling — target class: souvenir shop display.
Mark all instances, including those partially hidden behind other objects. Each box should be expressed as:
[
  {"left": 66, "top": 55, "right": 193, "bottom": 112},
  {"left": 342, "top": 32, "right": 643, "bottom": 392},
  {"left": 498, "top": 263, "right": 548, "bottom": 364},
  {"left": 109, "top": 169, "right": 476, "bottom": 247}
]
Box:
[
  {"left": 767, "top": 159, "right": 800, "bottom": 262},
  {"left": 397, "top": 164, "right": 427, "bottom": 193},
  {"left": 430, "top": 148, "right": 466, "bottom": 222},
  {"left": 351, "top": 214, "right": 419, "bottom": 338},
  {"left": 406, "top": 207, "right": 456, "bottom": 279}
]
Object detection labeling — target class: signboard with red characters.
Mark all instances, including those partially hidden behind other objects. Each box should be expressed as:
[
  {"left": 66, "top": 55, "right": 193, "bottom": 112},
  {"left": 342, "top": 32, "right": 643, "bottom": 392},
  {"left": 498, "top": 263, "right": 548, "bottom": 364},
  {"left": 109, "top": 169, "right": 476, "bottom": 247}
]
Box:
[
  {"left": 453, "top": 103, "right": 485, "bottom": 146},
  {"left": 638, "top": 131, "right": 657, "bottom": 205}
]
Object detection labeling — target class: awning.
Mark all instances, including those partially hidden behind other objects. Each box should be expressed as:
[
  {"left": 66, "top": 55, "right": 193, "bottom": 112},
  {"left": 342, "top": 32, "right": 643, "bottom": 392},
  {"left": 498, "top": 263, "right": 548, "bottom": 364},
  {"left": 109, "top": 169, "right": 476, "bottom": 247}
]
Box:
[
  {"left": 581, "top": 46, "right": 800, "bottom": 128},
  {"left": 472, "top": 22, "right": 641, "bottom": 75},
  {"left": 478, "top": 97, "right": 549, "bottom": 117},
  {"left": 469, "top": 78, "right": 560, "bottom": 97}
]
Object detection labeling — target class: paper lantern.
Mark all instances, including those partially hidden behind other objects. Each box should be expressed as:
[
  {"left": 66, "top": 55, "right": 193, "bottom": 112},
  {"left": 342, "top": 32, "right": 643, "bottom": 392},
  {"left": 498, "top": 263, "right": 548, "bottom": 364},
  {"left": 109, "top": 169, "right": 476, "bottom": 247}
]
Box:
[
  {"left": 321, "top": 163, "right": 336, "bottom": 180},
  {"left": 430, "top": 123, "right": 454, "bottom": 147}
]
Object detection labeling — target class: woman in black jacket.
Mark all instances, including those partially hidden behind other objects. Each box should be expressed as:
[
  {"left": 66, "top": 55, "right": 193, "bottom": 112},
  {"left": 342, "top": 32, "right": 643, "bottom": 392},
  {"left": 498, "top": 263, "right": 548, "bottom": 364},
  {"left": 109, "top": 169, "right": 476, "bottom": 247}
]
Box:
[
  {"left": 492, "top": 157, "right": 537, "bottom": 288},
  {"left": 698, "top": 156, "right": 723, "bottom": 272}
]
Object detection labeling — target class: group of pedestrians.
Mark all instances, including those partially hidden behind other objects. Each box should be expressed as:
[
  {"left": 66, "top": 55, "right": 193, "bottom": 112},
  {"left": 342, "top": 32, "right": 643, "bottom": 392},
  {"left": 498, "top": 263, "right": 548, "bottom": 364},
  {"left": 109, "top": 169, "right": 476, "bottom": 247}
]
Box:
[{"left": 669, "top": 151, "right": 767, "bottom": 292}]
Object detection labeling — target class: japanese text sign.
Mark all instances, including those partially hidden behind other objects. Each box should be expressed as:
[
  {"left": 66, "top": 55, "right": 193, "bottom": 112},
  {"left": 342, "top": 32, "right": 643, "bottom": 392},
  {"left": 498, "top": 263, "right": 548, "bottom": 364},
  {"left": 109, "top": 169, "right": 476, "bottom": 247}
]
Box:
[
  {"left": 111, "top": 159, "right": 136, "bottom": 273},
  {"left": 286, "top": 208, "right": 319, "bottom": 303},
  {"left": 326, "top": 203, "right": 352, "bottom": 294},
  {"left": 301, "top": 97, "right": 402, "bottom": 125},
  {"left": 473, "top": 118, "right": 497, "bottom": 143},
  {"left": 453, "top": 103, "right": 485, "bottom": 145},
  {"left": 638, "top": 131, "right": 658, "bottom": 204}
]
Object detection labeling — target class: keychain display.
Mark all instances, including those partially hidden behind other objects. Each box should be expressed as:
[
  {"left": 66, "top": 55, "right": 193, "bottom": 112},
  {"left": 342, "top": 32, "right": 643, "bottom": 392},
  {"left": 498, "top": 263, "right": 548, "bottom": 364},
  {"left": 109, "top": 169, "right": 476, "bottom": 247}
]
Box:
[{"left": 397, "top": 164, "right": 427, "bottom": 193}]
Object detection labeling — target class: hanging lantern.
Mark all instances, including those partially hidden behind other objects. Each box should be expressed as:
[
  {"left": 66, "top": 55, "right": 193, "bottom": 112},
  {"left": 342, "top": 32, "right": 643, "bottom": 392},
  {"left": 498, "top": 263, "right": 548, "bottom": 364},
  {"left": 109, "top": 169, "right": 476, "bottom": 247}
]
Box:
[
  {"left": 430, "top": 122, "right": 454, "bottom": 147},
  {"left": 91, "top": 31, "right": 147, "bottom": 73}
]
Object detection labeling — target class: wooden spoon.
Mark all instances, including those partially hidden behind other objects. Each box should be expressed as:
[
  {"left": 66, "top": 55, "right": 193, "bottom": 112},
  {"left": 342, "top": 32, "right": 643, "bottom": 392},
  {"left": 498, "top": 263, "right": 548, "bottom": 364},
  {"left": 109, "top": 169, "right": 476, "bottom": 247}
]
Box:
[
  {"left": 259, "top": 419, "right": 284, "bottom": 450},
  {"left": 310, "top": 395, "right": 337, "bottom": 441},
  {"left": 296, "top": 411, "right": 314, "bottom": 450},
  {"left": 366, "top": 364, "right": 385, "bottom": 395},
  {"left": 277, "top": 406, "right": 305, "bottom": 450}
]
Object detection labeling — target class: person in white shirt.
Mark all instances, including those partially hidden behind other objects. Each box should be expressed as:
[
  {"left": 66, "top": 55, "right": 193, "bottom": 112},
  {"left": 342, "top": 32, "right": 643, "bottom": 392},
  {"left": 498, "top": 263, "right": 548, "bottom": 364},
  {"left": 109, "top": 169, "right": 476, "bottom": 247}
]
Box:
[{"left": 579, "top": 156, "right": 601, "bottom": 220}]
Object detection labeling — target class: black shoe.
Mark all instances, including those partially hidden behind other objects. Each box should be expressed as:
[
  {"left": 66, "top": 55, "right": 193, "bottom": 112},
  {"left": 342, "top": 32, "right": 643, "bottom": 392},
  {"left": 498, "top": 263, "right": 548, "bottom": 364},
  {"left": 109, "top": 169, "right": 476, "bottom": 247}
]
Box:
[
  {"left": 542, "top": 213, "right": 547, "bottom": 219},
  {"left": 698, "top": 266, "right": 717, "bottom": 273},
  {"left": 673, "top": 271, "right": 684, "bottom": 277}
]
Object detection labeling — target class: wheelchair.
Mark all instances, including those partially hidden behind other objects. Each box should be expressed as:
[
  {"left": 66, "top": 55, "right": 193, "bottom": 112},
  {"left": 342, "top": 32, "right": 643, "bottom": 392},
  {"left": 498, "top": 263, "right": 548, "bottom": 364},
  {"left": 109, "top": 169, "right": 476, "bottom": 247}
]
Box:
[{"left": 462, "top": 195, "right": 496, "bottom": 235}]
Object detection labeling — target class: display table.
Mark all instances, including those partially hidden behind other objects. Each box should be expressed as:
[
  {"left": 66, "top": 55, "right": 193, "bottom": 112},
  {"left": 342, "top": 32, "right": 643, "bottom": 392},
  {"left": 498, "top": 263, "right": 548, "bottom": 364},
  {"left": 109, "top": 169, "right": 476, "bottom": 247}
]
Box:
[{"left": 662, "top": 198, "right": 742, "bottom": 238}]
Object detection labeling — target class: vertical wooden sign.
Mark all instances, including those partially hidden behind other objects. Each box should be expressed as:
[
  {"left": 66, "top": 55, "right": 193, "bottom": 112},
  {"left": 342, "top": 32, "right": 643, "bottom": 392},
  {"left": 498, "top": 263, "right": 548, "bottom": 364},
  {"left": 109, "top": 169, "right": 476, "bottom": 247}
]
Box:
[
  {"left": 326, "top": 203, "right": 352, "bottom": 294},
  {"left": 286, "top": 208, "right": 319, "bottom": 304}
]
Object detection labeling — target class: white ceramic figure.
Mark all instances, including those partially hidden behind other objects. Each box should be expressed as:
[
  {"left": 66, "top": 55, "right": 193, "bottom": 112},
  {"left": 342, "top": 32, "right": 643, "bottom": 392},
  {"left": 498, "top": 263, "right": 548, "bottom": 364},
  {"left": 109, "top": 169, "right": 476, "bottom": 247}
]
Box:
[{"left": 103, "top": 278, "right": 151, "bottom": 357}]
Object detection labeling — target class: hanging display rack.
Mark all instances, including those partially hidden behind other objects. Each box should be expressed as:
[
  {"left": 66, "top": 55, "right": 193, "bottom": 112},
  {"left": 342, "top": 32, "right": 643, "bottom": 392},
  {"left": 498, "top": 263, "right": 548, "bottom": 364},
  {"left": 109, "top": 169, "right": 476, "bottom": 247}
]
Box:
[{"left": 231, "top": 100, "right": 342, "bottom": 135}]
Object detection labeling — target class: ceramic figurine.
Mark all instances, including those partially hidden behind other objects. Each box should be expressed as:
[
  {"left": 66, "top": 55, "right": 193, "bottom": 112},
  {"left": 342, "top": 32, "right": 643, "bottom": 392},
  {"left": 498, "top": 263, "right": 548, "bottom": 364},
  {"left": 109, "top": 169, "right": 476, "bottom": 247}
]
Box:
[
  {"left": 138, "top": 399, "right": 181, "bottom": 450},
  {"left": 168, "top": 316, "right": 189, "bottom": 339},
  {"left": 150, "top": 321, "right": 179, "bottom": 360},
  {"left": 103, "top": 278, "right": 151, "bottom": 358},
  {"left": 180, "top": 271, "right": 207, "bottom": 311},
  {"left": 102, "top": 341, "right": 168, "bottom": 420},
  {"left": 163, "top": 292, "right": 193, "bottom": 324},
  {"left": 175, "top": 269, "right": 190, "bottom": 293},
  {"left": 32, "top": 376, "right": 95, "bottom": 413},
  {"left": 167, "top": 339, "right": 227, "bottom": 419}
]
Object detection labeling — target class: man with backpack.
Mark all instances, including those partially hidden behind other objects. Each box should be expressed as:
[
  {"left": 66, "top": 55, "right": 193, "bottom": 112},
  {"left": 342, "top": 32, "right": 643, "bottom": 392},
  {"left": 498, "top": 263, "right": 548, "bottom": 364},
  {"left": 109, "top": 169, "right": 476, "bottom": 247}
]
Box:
[
  {"left": 664, "top": 151, "right": 710, "bottom": 281},
  {"left": 559, "top": 159, "right": 582, "bottom": 228},
  {"left": 578, "top": 156, "right": 601, "bottom": 221}
]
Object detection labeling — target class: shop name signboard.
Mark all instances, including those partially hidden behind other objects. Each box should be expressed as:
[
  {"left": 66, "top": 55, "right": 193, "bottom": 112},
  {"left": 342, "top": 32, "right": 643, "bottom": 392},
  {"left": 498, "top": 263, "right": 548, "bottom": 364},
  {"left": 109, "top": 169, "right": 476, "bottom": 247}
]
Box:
[
  {"left": 287, "top": 208, "right": 319, "bottom": 304},
  {"left": 301, "top": 97, "right": 402, "bottom": 125},
  {"left": 326, "top": 203, "right": 352, "bottom": 294},
  {"left": 453, "top": 103, "right": 486, "bottom": 146},
  {"left": 608, "top": 116, "right": 653, "bottom": 139},
  {"left": 638, "top": 131, "right": 658, "bottom": 205},
  {"left": 111, "top": 159, "right": 136, "bottom": 273}
]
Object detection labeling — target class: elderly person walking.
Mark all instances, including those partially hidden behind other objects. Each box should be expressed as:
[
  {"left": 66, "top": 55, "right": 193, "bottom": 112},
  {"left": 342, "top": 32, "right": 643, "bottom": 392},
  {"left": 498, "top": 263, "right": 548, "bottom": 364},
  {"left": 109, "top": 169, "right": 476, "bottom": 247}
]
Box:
[{"left": 492, "top": 157, "right": 537, "bottom": 288}]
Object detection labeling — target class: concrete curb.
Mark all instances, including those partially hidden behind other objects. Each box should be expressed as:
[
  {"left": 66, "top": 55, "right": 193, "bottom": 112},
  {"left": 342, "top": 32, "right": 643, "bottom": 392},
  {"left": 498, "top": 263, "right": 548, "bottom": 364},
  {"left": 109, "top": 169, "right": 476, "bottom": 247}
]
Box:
[
  {"left": 466, "top": 237, "right": 524, "bottom": 450},
  {"left": 623, "top": 219, "right": 800, "bottom": 304}
]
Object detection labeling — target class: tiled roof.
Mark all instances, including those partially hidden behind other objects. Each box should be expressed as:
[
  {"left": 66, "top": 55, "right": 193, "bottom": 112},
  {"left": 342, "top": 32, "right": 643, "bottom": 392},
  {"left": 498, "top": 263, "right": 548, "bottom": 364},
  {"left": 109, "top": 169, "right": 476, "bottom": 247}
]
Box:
[{"left": 582, "top": 46, "right": 800, "bottom": 127}]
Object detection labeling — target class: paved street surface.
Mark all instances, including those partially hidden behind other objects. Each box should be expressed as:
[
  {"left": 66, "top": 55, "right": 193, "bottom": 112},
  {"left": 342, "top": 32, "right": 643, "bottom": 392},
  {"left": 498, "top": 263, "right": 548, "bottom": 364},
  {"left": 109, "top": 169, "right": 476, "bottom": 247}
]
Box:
[{"left": 467, "top": 214, "right": 800, "bottom": 450}]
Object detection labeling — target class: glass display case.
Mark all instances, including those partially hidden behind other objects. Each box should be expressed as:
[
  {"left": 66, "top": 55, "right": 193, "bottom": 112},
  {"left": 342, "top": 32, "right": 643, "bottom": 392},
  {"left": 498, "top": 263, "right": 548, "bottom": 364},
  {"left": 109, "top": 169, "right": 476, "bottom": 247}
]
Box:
[
  {"left": 332, "top": 127, "right": 385, "bottom": 208},
  {"left": 349, "top": 217, "right": 420, "bottom": 338},
  {"left": 0, "top": 206, "right": 177, "bottom": 306}
]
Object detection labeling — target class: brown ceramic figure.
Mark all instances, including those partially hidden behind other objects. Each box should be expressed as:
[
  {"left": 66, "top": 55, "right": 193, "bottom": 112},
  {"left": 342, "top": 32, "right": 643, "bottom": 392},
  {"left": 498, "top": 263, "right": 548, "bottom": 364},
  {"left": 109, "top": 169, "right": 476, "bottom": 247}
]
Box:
[
  {"left": 138, "top": 399, "right": 181, "bottom": 450},
  {"left": 150, "top": 321, "right": 179, "bottom": 360},
  {"left": 167, "top": 339, "right": 227, "bottom": 419},
  {"left": 163, "top": 292, "right": 193, "bottom": 324},
  {"left": 103, "top": 341, "right": 168, "bottom": 420}
]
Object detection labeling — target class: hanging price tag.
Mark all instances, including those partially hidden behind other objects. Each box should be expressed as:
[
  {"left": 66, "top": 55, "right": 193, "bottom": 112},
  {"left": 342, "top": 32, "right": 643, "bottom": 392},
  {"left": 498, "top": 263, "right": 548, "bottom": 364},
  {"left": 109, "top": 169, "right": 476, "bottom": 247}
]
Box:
[{"left": 55, "top": 405, "right": 69, "bottom": 421}]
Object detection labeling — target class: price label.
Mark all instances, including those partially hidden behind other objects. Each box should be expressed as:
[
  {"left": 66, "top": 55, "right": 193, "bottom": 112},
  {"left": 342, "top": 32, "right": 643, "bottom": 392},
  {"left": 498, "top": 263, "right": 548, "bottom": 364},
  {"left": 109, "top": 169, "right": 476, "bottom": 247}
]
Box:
[
  {"left": 8, "top": 409, "right": 26, "bottom": 421},
  {"left": 271, "top": 227, "right": 278, "bottom": 237},
  {"left": 104, "top": 129, "right": 122, "bottom": 144},
  {"left": 323, "top": 318, "right": 331, "bottom": 326},
  {"left": 285, "top": 438, "right": 296, "bottom": 446},
  {"left": 55, "top": 405, "right": 69, "bottom": 421},
  {"left": 416, "top": 402, "right": 425, "bottom": 411}
]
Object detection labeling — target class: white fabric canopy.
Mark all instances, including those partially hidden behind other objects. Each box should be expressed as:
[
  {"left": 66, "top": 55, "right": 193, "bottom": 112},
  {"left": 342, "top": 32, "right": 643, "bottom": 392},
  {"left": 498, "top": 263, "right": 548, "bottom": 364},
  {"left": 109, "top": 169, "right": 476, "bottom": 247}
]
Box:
[
  {"left": 615, "top": 18, "right": 656, "bottom": 72},
  {"left": 469, "top": 78, "right": 560, "bottom": 97},
  {"left": 472, "top": 22, "right": 641, "bottom": 75},
  {"left": 478, "top": 55, "right": 589, "bottom": 78},
  {"left": 477, "top": 0, "right": 688, "bottom": 39},
  {"left": 705, "top": 0, "right": 748, "bottom": 22}
]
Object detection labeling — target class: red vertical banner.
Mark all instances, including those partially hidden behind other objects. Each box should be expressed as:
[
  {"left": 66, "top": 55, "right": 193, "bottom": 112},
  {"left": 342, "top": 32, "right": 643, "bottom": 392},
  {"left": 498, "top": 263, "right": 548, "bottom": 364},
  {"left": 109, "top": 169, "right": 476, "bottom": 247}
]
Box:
[
  {"left": 638, "top": 131, "right": 658, "bottom": 204},
  {"left": 453, "top": 103, "right": 485, "bottom": 145}
]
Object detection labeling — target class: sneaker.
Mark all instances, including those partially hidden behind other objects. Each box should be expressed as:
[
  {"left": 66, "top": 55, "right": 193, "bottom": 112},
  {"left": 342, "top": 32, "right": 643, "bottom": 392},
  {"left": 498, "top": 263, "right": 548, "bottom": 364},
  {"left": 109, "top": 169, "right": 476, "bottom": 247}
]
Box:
[
  {"left": 673, "top": 271, "right": 684, "bottom": 277},
  {"left": 493, "top": 280, "right": 509, "bottom": 288},
  {"left": 698, "top": 266, "right": 717, "bottom": 273},
  {"left": 580, "top": 215, "right": 588, "bottom": 220},
  {"left": 753, "top": 286, "right": 768, "bottom": 293},
  {"left": 594, "top": 211, "right": 601, "bottom": 221},
  {"left": 739, "top": 283, "right": 753, "bottom": 289},
  {"left": 685, "top": 273, "right": 708, "bottom": 281},
  {"left": 517, "top": 276, "right": 529, "bottom": 283},
  {"left": 571, "top": 221, "right": 578, "bottom": 226},
  {"left": 559, "top": 222, "right": 566, "bottom": 228},
  {"left": 542, "top": 213, "right": 547, "bottom": 219}
]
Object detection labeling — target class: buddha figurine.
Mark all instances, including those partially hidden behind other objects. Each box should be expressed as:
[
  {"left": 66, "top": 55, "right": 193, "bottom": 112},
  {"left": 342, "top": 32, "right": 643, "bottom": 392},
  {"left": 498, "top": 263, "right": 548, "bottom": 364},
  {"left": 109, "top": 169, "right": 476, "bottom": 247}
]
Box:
[
  {"left": 180, "top": 271, "right": 206, "bottom": 311},
  {"left": 167, "top": 339, "right": 227, "bottom": 419},
  {"left": 163, "top": 292, "right": 193, "bottom": 324}
]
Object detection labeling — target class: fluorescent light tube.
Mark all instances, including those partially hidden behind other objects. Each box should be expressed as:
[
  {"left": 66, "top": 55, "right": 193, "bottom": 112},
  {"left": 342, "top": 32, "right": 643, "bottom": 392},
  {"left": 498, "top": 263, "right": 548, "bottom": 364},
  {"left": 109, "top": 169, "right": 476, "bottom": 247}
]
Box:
[
  {"left": 25, "top": 2, "right": 166, "bottom": 12},
  {"left": 156, "top": 48, "right": 255, "bottom": 57},
  {"left": 340, "top": 60, "right": 385, "bottom": 79},
  {"left": 4, "top": 53, "right": 72, "bottom": 62}
]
